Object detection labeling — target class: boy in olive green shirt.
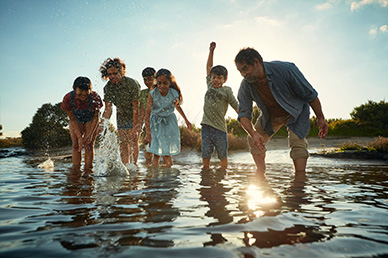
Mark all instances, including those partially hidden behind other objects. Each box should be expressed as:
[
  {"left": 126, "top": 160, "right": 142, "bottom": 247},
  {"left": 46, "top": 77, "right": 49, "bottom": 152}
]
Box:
[
  {"left": 201, "top": 42, "right": 238, "bottom": 169},
  {"left": 138, "top": 67, "right": 156, "bottom": 166}
]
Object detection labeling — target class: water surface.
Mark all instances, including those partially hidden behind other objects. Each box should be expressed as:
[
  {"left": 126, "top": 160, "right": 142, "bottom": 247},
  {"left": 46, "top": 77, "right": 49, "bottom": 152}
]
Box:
[{"left": 1, "top": 147, "right": 387, "bottom": 257}]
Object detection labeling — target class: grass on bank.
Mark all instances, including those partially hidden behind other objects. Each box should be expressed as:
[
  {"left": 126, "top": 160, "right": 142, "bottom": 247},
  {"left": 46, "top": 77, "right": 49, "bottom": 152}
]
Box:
[
  {"left": 0, "top": 137, "right": 23, "bottom": 148},
  {"left": 339, "top": 136, "right": 388, "bottom": 153}
]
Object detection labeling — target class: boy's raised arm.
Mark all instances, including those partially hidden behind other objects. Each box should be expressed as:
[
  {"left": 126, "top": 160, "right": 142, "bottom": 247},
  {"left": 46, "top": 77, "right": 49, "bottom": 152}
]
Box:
[{"left": 206, "top": 42, "right": 216, "bottom": 75}]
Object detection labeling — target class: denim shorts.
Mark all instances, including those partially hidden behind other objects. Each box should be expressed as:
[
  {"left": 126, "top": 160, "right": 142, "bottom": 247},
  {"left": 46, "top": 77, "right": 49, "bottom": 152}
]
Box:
[
  {"left": 201, "top": 124, "right": 228, "bottom": 160},
  {"left": 117, "top": 118, "right": 134, "bottom": 130}
]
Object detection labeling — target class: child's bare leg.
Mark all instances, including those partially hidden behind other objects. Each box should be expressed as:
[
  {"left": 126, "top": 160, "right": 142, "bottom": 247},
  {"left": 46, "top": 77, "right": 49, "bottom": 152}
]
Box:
[
  {"left": 153, "top": 155, "right": 160, "bottom": 167},
  {"left": 70, "top": 122, "right": 83, "bottom": 167},
  {"left": 202, "top": 158, "right": 210, "bottom": 169},
  {"left": 128, "top": 129, "right": 139, "bottom": 165},
  {"left": 163, "top": 156, "right": 173, "bottom": 167},
  {"left": 220, "top": 158, "right": 228, "bottom": 170},
  {"left": 84, "top": 122, "right": 97, "bottom": 169},
  {"left": 144, "top": 151, "right": 153, "bottom": 166},
  {"left": 84, "top": 146, "right": 94, "bottom": 169},
  {"left": 118, "top": 129, "right": 130, "bottom": 164}
]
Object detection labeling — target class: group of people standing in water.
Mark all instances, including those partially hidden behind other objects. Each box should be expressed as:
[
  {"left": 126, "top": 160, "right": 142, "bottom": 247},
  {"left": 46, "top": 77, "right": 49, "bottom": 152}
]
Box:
[{"left": 61, "top": 42, "right": 328, "bottom": 175}]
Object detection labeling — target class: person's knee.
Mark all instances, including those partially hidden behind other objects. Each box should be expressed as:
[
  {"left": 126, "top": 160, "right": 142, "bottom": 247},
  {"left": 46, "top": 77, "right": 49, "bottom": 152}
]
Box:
[
  {"left": 290, "top": 147, "right": 309, "bottom": 160},
  {"left": 84, "top": 142, "right": 94, "bottom": 150}
]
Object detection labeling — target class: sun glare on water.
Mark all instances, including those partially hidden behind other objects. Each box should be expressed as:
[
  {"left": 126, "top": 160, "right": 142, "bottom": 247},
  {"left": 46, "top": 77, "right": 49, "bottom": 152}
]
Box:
[{"left": 246, "top": 184, "right": 277, "bottom": 217}]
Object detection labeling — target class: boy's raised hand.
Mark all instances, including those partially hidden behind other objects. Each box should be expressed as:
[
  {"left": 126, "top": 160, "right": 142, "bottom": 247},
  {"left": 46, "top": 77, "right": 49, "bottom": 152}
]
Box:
[{"left": 209, "top": 42, "right": 216, "bottom": 51}]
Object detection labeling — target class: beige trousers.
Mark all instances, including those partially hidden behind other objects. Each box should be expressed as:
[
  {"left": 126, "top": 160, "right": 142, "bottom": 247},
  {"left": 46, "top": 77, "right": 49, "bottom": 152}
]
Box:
[{"left": 248, "top": 114, "right": 309, "bottom": 160}]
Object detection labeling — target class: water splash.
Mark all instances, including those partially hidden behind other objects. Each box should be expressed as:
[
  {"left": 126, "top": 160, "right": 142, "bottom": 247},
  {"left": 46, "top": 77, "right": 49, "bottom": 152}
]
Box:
[
  {"left": 37, "top": 157, "right": 54, "bottom": 170},
  {"left": 94, "top": 119, "right": 135, "bottom": 176}
]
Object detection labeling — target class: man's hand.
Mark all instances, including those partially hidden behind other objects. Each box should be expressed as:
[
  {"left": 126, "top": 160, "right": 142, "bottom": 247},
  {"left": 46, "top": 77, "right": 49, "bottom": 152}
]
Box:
[
  {"left": 251, "top": 131, "right": 266, "bottom": 151},
  {"left": 317, "top": 117, "right": 328, "bottom": 139}
]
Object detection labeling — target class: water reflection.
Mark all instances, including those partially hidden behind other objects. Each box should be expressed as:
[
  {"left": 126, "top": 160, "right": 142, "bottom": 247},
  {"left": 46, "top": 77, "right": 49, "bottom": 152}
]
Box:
[
  {"left": 1, "top": 150, "right": 388, "bottom": 257},
  {"left": 237, "top": 172, "right": 281, "bottom": 224},
  {"left": 199, "top": 169, "right": 233, "bottom": 226}
]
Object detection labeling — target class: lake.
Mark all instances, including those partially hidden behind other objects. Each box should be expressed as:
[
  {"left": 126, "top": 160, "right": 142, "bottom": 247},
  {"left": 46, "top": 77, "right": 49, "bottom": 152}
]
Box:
[{"left": 1, "top": 142, "right": 387, "bottom": 257}]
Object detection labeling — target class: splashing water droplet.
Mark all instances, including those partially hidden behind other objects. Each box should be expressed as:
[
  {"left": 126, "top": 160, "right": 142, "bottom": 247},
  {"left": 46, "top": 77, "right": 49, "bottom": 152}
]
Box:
[
  {"left": 94, "top": 120, "right": 132, "bottom": 176},
  {"left": 38, "top": 158, "right": 54, "bottom": 170}
]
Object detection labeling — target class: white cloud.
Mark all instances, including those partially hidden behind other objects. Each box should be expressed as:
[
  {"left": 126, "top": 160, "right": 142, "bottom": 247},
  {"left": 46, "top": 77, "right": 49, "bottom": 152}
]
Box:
[
  {"left": 380, "top": 24, "right": 388, "bottom": 32},
  {"left": 351, "top": 0, "right": 388, "bottom": 11},
  {"left": 316, "top": 2, "right": 333, "bottom": 10},
  {"left": 369, "top": 24, "right": 388, "bottom": 36},
  {"left": 369, "top": 28, "right": 378, "bottom": 36},
  {"left": 254, "top": 16, "right": 281, "bottom": 26}
]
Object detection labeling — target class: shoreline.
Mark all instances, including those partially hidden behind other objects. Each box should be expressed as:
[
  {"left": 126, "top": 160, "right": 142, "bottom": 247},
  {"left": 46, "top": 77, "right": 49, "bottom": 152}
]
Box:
[{"left": 1, "top": 136, "right": 386, "bottom": 162}]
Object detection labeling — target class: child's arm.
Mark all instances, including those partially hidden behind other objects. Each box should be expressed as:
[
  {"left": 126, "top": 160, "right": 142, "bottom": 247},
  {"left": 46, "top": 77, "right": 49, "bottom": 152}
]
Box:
[
  {"left": 66, "top": 110, "right": 84, "bottom": 152},
  {"left": 102, "top": 102, "right": 112, "bottom": 120},
  {"left": 85, "top": 111, "right": 100, "bottom": 144},
  {"left": 206, "top": 42, "right": 216, "bottom": 76},
  {"left": 144, "top": 94, "right": 153, "bottom": 146},
  {"left": 175, "top": 103, "right": 192, "bottom": 130}
]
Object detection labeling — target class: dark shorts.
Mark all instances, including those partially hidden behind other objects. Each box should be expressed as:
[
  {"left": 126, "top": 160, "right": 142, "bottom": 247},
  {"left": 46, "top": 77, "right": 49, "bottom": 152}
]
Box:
[
  {"left": 117, "top": 118, "right": 134, "bottom": 130},
  {"left": 201, "top": 124, "right": 228, "bottom": 160}
]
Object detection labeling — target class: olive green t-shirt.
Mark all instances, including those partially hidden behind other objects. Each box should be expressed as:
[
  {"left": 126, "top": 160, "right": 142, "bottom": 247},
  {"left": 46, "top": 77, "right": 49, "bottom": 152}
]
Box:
[
  {"left": 139, "top": 88, "right": 149, "bottom": 110},
  {"left": 201, "top": 75, "right": 238, "bottom": 133},
  {"left": 103, "top": 76, "right": 140, "bottom": 125}
]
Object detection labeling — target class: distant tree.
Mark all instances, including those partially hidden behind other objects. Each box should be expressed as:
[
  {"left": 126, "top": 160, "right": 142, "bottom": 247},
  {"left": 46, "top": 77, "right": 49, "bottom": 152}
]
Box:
[
  {"left": 21, "top": 103, "right": 71, "bottom": 149},
  {"left": 350, "top": 100, "right": 388, "bottom": 136}
]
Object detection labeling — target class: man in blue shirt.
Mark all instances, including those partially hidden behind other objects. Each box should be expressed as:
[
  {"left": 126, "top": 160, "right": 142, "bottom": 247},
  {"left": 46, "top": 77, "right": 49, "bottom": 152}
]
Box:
[{"left": 235, "top": 47, "right": 328, "bottom": 174}]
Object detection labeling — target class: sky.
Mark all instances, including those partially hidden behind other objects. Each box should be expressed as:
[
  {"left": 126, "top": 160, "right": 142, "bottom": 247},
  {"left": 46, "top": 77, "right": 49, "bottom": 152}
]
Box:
[{"left": 0, "top": 0, "right": 387, "bottom": 138}]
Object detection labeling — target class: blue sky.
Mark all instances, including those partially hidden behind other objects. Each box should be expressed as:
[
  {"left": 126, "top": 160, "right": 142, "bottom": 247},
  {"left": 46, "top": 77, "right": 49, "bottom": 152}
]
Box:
[{"left": 0, "top": 0, "right": 387, "bottom": 138}]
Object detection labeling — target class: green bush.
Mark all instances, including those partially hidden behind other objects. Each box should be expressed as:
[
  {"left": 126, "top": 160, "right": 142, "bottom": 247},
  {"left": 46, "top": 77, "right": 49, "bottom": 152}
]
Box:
[{"left": 21, "top": 103, "right": 71, "bottom": 149}]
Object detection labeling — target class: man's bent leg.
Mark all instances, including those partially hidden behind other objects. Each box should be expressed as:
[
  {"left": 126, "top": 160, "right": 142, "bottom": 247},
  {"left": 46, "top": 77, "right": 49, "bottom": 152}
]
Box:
[
  {"left": 293, "top": 158, "right": 307, "bottom": 173},
  {"left": 253, "top": 153, "right": 266, "bottom": 174},
  {"left": 288, "top": 128, "right": 309, "bottom": 173}
]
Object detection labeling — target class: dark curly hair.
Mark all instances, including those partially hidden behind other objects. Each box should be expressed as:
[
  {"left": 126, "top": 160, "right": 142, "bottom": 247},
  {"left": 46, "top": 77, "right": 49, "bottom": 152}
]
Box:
[{"left": 99, "top": 58, "right": 126, "bottom": 80}]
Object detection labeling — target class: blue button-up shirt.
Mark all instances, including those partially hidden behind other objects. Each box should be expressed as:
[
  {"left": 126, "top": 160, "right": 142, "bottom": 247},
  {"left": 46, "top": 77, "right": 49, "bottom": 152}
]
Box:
[{"left": 237, "top": 61, "right": 318, "bottom": 138}]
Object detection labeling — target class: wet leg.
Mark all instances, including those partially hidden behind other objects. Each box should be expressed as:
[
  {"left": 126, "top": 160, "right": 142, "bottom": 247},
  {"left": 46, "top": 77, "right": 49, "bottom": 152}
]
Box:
[
  {"left": 153, "top": 155, "right": 160, "bottom": 167},
  {"left": 118, "top": 129, "right": 130, "bottom": 164},
  {"left": 293, "top": 158, "right": 307, "bottom": 174},
  {"left": 202, "top": 158, "right": 210, "bottom": 169},
  {"left": 220, "top": 158, "right": 228, "bottom": 170},
  {"left": 253, "top": 153, "right": 266, "bottom": 175},
  {"left": 163, "top": 156, "right": 173, "bottom": 167}
]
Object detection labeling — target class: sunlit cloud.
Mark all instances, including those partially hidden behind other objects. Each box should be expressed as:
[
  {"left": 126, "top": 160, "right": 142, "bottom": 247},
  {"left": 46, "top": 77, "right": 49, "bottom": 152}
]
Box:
[
  {"left": 369, "top": 24, "right": 388, "bottom": 37},
  {"left": 369, "top": 28, "right": 378, "bottom": 36},
  {"left": 380, "top": 25, "right": 388, "bottom": 32},
  {"left": 254, "top": 16, "right": 281, "bottom": 26},
  {"left": 351, "top": 0, "right": 388, "bottom": 11},
  {"left": 222, "top": 19, "right": 244, "bottom": 28},
  {"left": 316, "top": 2, "right": 333, "bottom": 10}
]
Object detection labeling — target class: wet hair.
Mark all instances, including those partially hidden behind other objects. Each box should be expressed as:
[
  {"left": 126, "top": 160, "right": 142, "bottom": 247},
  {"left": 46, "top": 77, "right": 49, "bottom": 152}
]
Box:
[
  {"left": 99, "top": 58, "right": 126, "bottom": 80},
  {"left": 210, "top": 65, "right": 228, "bottom": 78},
  {"left": 73, "top": 76, "right": 92, "bottom": 91},
  {"left": 142, "top": 67, "right": 156, "bottom": 78},
  {"left": 234, "top": 47, "right": 264, "bottom": 66},
  {"left": 156, "top": 68, "right": 183, "bottom": 104}
]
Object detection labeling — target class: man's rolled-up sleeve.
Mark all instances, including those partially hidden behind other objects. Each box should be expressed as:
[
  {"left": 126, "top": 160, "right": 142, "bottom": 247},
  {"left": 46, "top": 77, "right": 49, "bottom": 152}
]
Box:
[{"left": 237, "top": 83, "right": 253, "bottom": 121}]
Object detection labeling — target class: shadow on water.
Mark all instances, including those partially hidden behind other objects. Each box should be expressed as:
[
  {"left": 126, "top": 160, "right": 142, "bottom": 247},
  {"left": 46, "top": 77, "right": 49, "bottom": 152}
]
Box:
[{"left": 0, "top": 150, "right": 388, "bottom": 257}]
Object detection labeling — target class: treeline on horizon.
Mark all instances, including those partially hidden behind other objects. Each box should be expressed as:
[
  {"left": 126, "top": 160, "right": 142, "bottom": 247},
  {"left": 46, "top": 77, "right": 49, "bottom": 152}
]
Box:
[{"left": 1, "top": 100, "right": 387, "bottom": 150}]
